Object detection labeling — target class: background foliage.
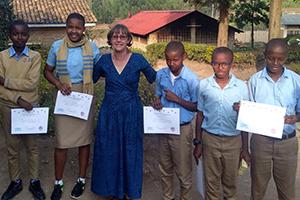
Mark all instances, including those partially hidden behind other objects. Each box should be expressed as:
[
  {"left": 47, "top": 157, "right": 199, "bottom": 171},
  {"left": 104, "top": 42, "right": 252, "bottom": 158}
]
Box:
[{"left": 0, "top": 0, "right": 14, "bottom": 51}]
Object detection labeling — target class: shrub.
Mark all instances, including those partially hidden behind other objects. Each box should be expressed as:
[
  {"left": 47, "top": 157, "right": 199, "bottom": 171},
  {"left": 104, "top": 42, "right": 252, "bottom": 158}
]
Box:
[
  {"left": 145, "top": 42, "right": 216, "bottom": 65},
  {"left": 287, "top": 49, "right": 300, "bottom": 64}
]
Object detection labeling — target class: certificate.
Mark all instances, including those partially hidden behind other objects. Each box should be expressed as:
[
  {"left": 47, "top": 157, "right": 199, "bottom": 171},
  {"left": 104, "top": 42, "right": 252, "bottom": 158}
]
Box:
[
  {"left": 11, "top": 107, "right": 49, "bottom": 134},
  {"left": 54, "top": 91, "right": 93, "bottom": 120},
  {"left": 143, "top": 106, "right": 180, "bottom": 134},
  {"left": 236, "top": 100, "right": 286, "bottom": 138}
]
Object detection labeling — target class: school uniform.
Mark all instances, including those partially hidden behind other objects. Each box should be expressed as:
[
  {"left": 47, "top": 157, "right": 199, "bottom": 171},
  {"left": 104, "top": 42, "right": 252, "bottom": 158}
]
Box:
[
  {"left": 197, "top": 75, "right": 248, "bottom": 200},
  {"left": 0, "top": 46, "right": 41, "bottom": 180},
  {"left": 46, "top": 38, "right": 100, "bottom": 148},
  {"left": 248, "top": 67, "right": 300, "bottom": 200},
  {"left": 156, "top": 66, "right": 199, "bottom": 200}
]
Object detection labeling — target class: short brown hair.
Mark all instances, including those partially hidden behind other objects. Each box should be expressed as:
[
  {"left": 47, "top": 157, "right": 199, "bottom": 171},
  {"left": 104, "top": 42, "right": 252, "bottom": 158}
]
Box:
[{"left": 107, "top": 24, "right": 133, "bottom": 47}]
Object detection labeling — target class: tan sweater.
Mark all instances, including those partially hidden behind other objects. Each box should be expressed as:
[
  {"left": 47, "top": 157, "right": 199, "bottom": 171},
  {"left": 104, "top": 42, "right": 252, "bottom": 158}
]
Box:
[{"left": 0, "top": 48, "right": 41, "bottom": 107}]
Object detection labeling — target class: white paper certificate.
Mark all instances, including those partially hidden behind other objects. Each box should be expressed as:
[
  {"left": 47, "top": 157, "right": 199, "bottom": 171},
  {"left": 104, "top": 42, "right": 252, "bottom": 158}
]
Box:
[
  {"left": 143, "top": 106, "right": 180, "bottom": 134},
  {"left": 11, "top": 107, "right": 49, "bottom": 134},
  {"left": 54, "top": 91, "right": 93, "bottom": 120},
  {"left": 236, "top": 100, "right": 286, "bottom": 138}
]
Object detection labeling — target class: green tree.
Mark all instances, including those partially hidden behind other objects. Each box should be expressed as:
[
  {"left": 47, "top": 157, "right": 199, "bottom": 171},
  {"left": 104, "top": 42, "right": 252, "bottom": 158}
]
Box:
[
  {"left": 91, "top": 0, "right": 192, "bottom": 23},
  {"left": 184, "top": 0, "right": 236, "bottom": 47},
  {"left": 0, "top": 0, "right": 14, "bottom": 50},
  {"left": 233, "top": 0, "right": 269, "bottom": 48}
]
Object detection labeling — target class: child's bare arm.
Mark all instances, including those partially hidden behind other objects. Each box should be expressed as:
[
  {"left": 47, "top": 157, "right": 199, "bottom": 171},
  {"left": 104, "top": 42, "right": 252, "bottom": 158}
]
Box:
[
  {"left": 164, "top": 89, "right": 197, "bottom": 112},
  {"left": 44, "top": 64, "right": 71, "bottom": 95}
]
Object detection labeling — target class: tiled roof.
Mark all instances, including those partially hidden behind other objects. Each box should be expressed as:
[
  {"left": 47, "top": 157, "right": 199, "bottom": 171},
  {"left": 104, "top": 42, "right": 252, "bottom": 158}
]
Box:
[
  {"left": 13, "top": 0, "right": 97, "bottom": 24},
  {"left": 282, "top": 14, "right": 300, "bottom": 25},
  {"left": 117, "top": 10, "right": 242, "bottom": 36}
]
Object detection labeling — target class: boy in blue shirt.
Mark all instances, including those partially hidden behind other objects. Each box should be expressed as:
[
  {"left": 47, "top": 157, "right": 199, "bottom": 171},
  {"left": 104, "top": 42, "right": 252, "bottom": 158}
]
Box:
[
  {"left": 249, "top": 39, "right": 300, "bottom": 200},
  {"left": 194, "top": 47, "right": 250, "bottom": 200},
  {"left": 153, "top": 41, "right": 199, "bottom": 200}
]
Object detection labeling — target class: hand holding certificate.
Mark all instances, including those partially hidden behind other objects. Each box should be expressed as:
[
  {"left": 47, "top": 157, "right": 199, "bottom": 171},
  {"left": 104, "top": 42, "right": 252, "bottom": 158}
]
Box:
[
  {"left": 143, "top": 106, "right": 180, "bottom": 134},
  {"left": 54, "top": 91, "right": 93, "bottom": 120},
  {"left": 11, "top": 107, "right": 49, "bottom": 134},
  {"left": 236, "top": 100, "right": 286, "bottom": 138}
]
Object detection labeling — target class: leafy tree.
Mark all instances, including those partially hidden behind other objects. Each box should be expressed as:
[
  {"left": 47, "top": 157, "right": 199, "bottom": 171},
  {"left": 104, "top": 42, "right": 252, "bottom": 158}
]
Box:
[
  {"left": 233, "top": 0, "right": 269, "bottom": 48},
  {"left": 91, "top": 0, "right": 192, "bottom": 24},
  {"left": 0, "top": 0, "right": 14, "bottom": 50},
  {"left": 184, "top": 0, "right": 236, "bottom": 47}
]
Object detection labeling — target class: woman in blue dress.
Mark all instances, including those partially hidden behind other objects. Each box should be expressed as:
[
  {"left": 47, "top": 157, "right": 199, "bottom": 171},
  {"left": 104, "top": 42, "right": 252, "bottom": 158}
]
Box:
[{"left": 91, "top": 24, "right": 156, "bottom": 200}]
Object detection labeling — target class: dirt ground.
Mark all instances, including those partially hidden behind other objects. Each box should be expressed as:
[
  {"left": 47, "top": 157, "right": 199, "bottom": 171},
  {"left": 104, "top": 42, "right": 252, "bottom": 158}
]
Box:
[{"left": 0, "top": 61, "right": 299, "bottom": 200}]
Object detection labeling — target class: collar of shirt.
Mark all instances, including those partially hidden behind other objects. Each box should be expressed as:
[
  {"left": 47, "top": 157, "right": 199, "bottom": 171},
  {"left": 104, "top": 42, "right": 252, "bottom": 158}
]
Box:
[
  {"left": 164, "top": 66, "right": 187, "bottom": 80},
  {"left": 9, "top": 46, "right": 29, "bottom": 60},
  {"left": 260, "top": 67, "right": 289, "bottom": 82},
  {"left": 208, "top": 74, "right": 238, "bottom": 89}
]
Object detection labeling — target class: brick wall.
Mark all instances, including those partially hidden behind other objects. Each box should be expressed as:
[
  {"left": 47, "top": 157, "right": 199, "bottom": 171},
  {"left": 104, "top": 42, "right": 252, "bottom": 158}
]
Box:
[{"left": 28, "top": 27, "right": 66, "bottom": 47}]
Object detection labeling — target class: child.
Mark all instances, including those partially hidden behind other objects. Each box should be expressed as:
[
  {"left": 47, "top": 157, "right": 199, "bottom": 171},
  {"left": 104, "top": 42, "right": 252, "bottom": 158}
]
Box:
[
  {"left": 193, "top": 47, "right": 250, "bottom": 200},
  {"left": 44, "top": 13, "right": 100, "bottom": 200},
  {"left": 248, "top": 39, "right": 300, "bottom": 200},
  {"left": 153, "top": 41, "right": 199, "bottom": 200},
  {"left": 0, "top": 20, "right": 45, "bottom": 200},
  {"left": 91, "top": 24, "right": 156, "bottom": 200}
]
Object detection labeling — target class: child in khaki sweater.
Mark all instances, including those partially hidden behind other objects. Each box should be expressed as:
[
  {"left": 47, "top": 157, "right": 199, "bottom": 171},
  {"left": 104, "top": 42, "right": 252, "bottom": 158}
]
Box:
[{"left": 0, "top": 20, "right": 45, "bottom": 200}]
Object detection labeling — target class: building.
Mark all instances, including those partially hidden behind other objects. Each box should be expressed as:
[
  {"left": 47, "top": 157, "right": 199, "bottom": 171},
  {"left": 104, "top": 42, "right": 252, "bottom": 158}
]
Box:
[
  {"left": 282, "top": 13, "right": 300, "bottom": 37},
  {"left": 117, "top": 10, "right": 242, "bottom": 50},
  {"left": 13, "top": 0, "right": 97, "bottom": 45}
]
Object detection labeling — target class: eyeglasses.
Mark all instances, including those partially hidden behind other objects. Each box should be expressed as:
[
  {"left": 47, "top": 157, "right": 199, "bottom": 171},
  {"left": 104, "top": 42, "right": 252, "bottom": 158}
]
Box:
[
  {"left": 111, "top": 35, "right": 128, "bottom": 41},
  {"left": 211, "top": 61, "right": 232, "bottom": 68}
]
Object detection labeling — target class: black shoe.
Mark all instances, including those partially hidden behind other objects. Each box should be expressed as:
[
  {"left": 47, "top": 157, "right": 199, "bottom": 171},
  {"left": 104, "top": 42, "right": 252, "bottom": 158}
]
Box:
[
  {"left": 29, "top": 180, "right": 46, "bottom": 200},
  {"left": 50, "top": 184, "right": 63, "bottom": 200},
  {"left": 1, "top": 180, "right": 23, "bottom": 200},
  {"left": 70, "top": 180, "right": 85, "bottom": 199}
]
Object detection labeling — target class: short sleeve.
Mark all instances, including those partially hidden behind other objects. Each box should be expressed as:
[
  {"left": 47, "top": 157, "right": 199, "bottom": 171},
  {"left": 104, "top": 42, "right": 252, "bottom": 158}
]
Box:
[
  {"left": 248, "top": 76, "right": 256, "bottom": 102},
  {"left": 46, "top": 43, "right": 57, "bottom": 67},
  {"left": 295, "top": 78, "right": 300, "bottom": 113},
  {"left": 189, "top": 76, "right": 200, "bottom": 103},
  {"left": 242, "top": 81, "right": 250, "bottom": 101},
  {"left": 155, "top": 70, "right": 162, "bottom": 97},
  {"left": 93, "top": 55, "right": 105, "bottom": 83},
  {"left": 139, "top": 54, "right": 156, "bottom": 83},
  {"left": 197, "top": 80, "right": 204, "bottom": 111},
  {"left": 90, "top": 41, "right": 101, "bottom": 64}
]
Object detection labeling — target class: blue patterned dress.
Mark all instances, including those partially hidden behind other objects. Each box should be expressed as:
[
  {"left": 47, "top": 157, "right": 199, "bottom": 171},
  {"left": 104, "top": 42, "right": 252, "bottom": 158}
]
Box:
[{"left": 91, "top": 53, "right": 156, "bottom": 199}]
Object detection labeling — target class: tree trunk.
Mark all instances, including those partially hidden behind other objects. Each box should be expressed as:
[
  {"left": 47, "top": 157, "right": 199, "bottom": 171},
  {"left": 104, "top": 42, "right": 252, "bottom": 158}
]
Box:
[
  {"left": 268, "top": 0, "right": 282, "bottom": 40},
  {"left": 251, "top": 21, "right": 254, "bottom": 48},
  {"left": 217, "top": 3, "right": 229, "bottom": 47}
]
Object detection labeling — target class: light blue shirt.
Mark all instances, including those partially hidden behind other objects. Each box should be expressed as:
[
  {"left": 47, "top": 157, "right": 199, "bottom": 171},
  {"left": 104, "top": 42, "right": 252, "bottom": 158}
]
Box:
[
  {"left": 197, "top": 75, "right": 249, "bottom": 136},
  {"left": 156, "top": 66, "right": 199, "bottom": 124},
  {"left": 9, "top": 46, "right": 29, "bottom": 61},
  {"left": 46, "top": 39, "right": 100, "bottom": 83},
  {"left": 248, "top": 67, "right": 300, "bottom": 135}
]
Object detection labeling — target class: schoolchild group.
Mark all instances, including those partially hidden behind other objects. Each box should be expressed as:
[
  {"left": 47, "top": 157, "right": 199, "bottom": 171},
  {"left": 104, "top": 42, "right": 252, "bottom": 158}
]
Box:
[{"left": 0, "top": 12, "right": 299, "bottom": 200}]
